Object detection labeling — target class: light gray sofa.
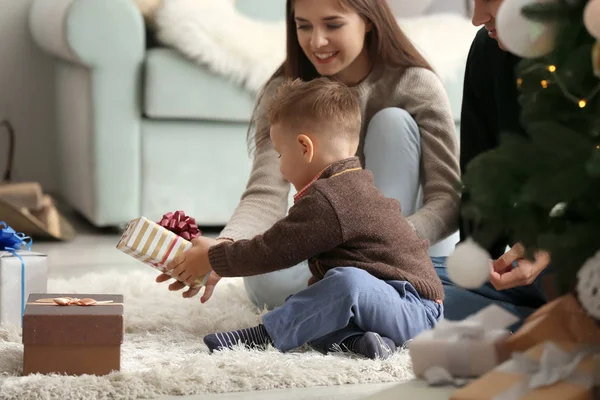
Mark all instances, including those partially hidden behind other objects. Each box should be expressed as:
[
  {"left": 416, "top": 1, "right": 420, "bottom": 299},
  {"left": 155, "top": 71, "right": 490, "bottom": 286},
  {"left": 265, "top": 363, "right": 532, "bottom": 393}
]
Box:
[{"left": 28, "top": 0, "right": 470, "bottom": 231}]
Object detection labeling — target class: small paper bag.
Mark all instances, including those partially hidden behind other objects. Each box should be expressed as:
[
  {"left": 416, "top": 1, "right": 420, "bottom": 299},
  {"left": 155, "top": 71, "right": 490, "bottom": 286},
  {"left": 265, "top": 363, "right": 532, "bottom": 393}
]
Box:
[
  {"left": 408, "top": 304, "right": 520, "bottom": 378},
  {"left": 116, "top": 217, "right": 209, "bottom": 287}
]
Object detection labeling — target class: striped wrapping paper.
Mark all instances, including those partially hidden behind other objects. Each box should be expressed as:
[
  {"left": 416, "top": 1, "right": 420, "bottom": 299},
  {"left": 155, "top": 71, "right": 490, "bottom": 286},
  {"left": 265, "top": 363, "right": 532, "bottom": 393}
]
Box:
[{"left": 116, "top": 217, "right": 209, "bottom": 288}]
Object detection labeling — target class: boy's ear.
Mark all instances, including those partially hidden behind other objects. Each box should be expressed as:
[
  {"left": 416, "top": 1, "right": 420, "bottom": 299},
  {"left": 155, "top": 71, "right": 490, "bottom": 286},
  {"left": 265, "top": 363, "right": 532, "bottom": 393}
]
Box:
[{"left": 297, "top": 134, "right": 315, "bottom": 163}]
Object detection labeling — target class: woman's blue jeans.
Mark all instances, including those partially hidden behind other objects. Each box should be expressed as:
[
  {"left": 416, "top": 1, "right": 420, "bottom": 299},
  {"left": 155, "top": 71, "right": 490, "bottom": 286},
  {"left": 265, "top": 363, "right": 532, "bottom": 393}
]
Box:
[{"left": 432, "top": 256, "right": 548, "bottom": 330}]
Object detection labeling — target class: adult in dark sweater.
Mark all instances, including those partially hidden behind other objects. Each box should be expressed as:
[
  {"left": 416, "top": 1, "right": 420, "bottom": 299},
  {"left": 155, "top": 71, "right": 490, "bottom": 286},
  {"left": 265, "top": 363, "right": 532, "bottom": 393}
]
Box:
[
  {"left": 166, "top": 78, "right": 443, "bottom": 359},
  {"left": 436, "top": 0, "right": 550, "bottom": 326}
]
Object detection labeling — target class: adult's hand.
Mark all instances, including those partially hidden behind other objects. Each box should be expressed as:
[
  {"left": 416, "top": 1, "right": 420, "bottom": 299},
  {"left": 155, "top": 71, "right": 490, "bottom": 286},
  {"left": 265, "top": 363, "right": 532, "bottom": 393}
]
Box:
[
  {"left": 156, "top": 237, "right": 232, "bottom": 302},
  {"left": 489, "top": 242, "right": 550, "bottom": 290}
]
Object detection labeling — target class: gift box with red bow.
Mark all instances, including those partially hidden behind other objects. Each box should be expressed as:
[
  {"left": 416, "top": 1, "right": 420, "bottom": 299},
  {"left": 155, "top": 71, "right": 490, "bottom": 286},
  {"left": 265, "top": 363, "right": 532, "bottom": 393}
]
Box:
[{"left": 116, "top": 212, "right": 209, "bottom": 287}]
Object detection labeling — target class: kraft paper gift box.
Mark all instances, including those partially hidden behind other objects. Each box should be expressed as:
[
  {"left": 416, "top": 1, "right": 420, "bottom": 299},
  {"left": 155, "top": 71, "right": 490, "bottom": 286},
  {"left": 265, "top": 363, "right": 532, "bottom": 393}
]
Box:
[
  {"left": 117, "top": 216, "right": 209, "bottom": 287},
  {"left": 22, "top": 293, "right": 124, "bottom": 376},
  {"left": 450, "top": 341, "right": 598, "bottom": 400},
  {"left": 505, "top": 294, "right": 600, "bottom": 354},
  {"left": 0, "top": 250, "right": 48, "bottom": 327},
  {"left": 408, "top": 304, "right": 520, "bottom": 379}
]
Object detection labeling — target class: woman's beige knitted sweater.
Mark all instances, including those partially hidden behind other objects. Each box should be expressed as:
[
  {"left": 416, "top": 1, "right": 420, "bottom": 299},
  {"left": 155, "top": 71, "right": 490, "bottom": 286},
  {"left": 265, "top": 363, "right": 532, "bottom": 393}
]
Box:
[{"left": 219, "top": 65, "right": 461, "bottom": 246}]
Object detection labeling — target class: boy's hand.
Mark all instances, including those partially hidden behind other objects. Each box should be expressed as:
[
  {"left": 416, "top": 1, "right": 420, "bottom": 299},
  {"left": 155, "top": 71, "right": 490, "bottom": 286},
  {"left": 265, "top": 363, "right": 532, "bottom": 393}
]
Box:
[
  {"left": 176, "top": 271, "right": 222, "bottom": 302},
  {"left": 156, "top": 237, "right": 230, "bottom": 302},
  {"left": 165, "top": 236, "right": 215, "bottom": 285},
  {"left": 156, "top": 270, "right": 222, "bottom": 302}
]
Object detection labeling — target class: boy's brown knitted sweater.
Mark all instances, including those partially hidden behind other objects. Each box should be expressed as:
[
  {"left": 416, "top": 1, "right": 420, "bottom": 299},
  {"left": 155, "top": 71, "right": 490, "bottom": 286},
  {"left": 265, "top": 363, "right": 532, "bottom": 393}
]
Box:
[{"left": 208, "top": 157, "right": 444, "bottom": 301}]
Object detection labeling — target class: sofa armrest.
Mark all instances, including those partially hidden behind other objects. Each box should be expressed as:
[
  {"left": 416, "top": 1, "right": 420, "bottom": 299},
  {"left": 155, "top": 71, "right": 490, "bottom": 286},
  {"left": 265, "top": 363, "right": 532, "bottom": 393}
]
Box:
[
  {"left": 29, "top": 0, "right": 145, "bottom": 66},
  {"left": 29, "top": 0, "right": 146, "bottom": 227}
]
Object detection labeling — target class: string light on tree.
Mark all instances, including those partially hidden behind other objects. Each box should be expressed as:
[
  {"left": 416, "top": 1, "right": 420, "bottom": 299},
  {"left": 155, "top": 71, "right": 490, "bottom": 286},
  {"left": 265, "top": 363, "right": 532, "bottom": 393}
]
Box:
[{"left": 515, "top": 63, "right": 600, "bottom": 107}]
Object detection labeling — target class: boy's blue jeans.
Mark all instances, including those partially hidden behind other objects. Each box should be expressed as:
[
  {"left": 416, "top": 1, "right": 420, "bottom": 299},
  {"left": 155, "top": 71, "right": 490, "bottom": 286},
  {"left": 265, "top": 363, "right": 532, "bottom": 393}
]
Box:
[
  {"left": 432, "top": 257, "right": 548, "bottom": 331},
  {"left": 261, "top": 267, "right": 443, "bottom": 353}
]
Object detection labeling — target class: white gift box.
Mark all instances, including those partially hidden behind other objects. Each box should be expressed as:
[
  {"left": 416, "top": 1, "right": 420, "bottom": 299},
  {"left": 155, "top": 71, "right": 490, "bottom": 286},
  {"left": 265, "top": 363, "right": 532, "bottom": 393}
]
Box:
[
  {"left": 0, "top": 250, "right": 48, "bottom": 327},
  {"left": 408, "top": 304, "right": 520, "bottom": 379},
  {"left": 117, "top": 217, "right": 209, "bottom": 287}
]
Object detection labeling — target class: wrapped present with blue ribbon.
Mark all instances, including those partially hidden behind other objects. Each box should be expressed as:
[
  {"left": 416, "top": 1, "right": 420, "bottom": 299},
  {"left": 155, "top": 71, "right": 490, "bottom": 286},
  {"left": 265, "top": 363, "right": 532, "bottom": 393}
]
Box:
[{"left": 0, "top": 221, "right": 48, "bottom": 327}]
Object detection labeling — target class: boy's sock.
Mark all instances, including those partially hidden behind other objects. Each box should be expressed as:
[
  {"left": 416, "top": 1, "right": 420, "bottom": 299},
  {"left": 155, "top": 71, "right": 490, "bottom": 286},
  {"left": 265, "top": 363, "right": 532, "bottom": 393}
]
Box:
[
  {"left": 203, "top": 324, "right": 272, "bottom": 352},
  {"left": 341, "top": 332, "right": 396, "bottom": 360}
]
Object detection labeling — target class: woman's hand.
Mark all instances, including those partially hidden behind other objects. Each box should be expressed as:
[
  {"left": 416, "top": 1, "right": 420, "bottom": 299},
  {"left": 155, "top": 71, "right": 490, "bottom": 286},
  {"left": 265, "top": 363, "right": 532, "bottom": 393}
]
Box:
[
  {"left": 489, "top": 242, "right": 550, "bottom": 290},
  {"left": 156, "top": 237, "right": 231, "bottom": 302}
]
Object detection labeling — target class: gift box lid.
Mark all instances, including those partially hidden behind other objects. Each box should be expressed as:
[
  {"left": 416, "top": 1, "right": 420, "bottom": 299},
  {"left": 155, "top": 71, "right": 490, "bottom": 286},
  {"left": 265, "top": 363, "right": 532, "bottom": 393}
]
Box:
[
  {"left": 22, "top": 293, "right": 124, "bottom": 346},
  {"left": 0, "top": 251, "right": 46, "bottom": 258}
]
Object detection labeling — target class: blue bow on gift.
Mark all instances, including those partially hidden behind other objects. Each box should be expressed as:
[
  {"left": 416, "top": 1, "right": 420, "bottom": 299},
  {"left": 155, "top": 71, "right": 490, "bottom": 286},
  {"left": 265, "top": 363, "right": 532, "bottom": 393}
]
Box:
[{"left": 0, "top": 221, "right": 32, "bottom": 319}]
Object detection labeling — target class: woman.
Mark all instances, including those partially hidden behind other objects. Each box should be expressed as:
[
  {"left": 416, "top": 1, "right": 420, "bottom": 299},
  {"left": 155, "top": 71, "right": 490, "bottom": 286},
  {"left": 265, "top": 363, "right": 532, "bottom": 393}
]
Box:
[{"left": 159, "top": 0, "right": 461, "bottom": 309}]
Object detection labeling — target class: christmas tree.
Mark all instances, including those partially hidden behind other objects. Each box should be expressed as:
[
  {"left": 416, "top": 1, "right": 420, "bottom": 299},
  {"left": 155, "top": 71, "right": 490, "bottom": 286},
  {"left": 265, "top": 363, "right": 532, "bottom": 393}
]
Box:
[{"left": 459, "top": 0, "right": 600, "bottom": 313}]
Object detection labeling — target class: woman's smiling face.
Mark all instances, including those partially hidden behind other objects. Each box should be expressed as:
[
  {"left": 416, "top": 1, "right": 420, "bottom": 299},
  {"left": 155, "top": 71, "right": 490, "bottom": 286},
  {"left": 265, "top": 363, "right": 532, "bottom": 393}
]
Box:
[{"left": 293, "top": 0, "right": 372, "bottom": 85}]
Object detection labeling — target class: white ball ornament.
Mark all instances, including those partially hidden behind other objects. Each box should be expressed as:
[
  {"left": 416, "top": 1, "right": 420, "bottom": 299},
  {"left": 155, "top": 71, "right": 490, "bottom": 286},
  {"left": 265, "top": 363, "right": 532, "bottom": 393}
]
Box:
[
  {"left": 496, "top": 0, "right": 557, "bottom": 58},
  {"left": 576, "top": 250, "right": 600, "bottom": 320},
  {"left": 446, "top": 238, "right": 492, "bottom": 289},
  {"left": 584, "top": 0, "right": 600, "bottom": 40}
]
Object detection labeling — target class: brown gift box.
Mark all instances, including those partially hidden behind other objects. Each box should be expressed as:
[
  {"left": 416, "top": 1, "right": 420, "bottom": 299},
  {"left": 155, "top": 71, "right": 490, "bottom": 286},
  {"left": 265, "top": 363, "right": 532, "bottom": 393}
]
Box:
[
  {"left": 450, "top": 341, "right": 597, "bottom": 400},
  {"left": 22, "top": 293, "right": 124, "bottom": 376},
  {"left": 505, "top": 294, "right": 600, "bottom": 354}
]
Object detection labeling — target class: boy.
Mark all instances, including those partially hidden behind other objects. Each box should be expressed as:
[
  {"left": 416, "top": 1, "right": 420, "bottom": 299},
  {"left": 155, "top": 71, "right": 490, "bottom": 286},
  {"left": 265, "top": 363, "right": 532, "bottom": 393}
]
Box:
[{"left": 166, "top": 78, "right": 444, "bottom": 359}]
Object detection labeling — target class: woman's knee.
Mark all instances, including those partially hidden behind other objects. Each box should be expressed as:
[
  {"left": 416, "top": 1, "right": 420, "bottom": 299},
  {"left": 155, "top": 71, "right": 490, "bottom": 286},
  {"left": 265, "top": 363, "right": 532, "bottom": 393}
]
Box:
[
  {"left": 365, "top": 108, "right": 420, "bottom": 152},
  {"left": 363, "top": 108, "right": 422, "bottom": 214},
  {"left": 243, "top": 262, "right": 312, "bottom": 309}
]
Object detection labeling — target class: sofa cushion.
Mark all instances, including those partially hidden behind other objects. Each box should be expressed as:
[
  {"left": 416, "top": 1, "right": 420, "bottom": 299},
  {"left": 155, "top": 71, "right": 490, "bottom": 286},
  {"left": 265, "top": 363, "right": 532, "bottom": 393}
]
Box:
[{"left": 143, "top": 48, "right": 256, "bottom": 122}]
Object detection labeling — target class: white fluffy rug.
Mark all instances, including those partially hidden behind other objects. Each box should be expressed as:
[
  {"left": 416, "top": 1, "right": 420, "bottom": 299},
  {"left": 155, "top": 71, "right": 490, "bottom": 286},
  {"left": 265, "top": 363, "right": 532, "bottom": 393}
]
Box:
[
  {"left": 0, "top": 269, "right": 415, "bottom": 400},
  {"left": 155, "top": 0, "right": 478, "bottom": 94}
]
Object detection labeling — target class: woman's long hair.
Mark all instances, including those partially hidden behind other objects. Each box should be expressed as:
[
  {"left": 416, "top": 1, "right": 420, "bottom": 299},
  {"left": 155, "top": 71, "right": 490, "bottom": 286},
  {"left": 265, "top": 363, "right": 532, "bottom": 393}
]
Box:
[{"left": 249, "top": 0, "right": 433, "bottom": 149}]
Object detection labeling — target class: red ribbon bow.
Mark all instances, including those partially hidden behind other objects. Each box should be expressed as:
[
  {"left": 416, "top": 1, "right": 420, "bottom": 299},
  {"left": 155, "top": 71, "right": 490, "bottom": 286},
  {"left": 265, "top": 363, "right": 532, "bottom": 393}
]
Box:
[{"left": 158, "top": 211, "right": 201, "bottom": 241}]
